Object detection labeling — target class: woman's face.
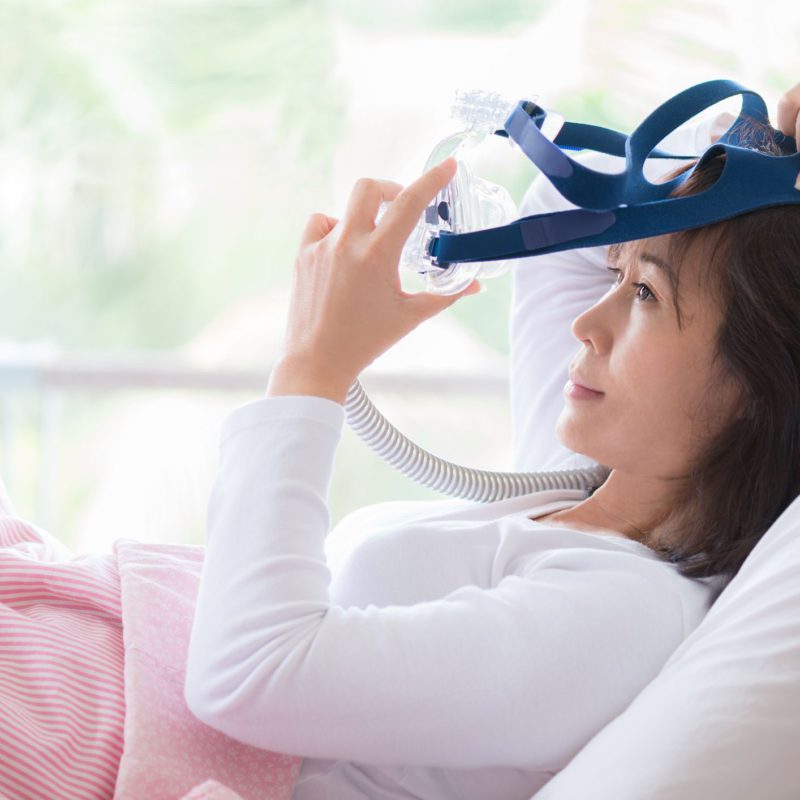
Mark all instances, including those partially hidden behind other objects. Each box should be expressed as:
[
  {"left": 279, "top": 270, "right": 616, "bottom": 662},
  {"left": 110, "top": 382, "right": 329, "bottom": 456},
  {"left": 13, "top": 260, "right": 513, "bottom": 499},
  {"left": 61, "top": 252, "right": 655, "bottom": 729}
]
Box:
[{"left": 555, "top": 233, "right": 744, "bottom": 481}]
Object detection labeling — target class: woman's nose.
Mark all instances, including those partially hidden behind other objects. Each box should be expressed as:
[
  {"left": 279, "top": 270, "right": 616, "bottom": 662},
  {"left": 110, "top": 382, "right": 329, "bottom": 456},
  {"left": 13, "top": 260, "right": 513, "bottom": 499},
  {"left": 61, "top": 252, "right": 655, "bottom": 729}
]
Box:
[{"left": 571, "top": 291, "right": 615, "bottom": 352}]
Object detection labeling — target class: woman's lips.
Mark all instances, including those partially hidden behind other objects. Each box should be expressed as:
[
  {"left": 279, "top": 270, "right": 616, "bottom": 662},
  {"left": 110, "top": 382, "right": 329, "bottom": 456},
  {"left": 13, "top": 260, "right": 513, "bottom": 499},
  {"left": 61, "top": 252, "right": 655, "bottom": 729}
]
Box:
[
  {"left": 568, "top": 367, "right": 602, "bottom": 393},
  {"left": 564, "top": 379, "right": 604, "bottom": 400}
]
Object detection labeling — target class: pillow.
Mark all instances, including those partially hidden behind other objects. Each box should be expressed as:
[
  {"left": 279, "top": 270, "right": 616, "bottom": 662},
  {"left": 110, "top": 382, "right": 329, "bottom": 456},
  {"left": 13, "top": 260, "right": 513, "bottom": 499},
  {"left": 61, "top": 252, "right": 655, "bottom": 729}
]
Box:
[
  {"left": 113, "top": 539, "right": 302, "bottom": 800},
  {"left": 531, "top": 492, "right": 800, "bottom": 799}
]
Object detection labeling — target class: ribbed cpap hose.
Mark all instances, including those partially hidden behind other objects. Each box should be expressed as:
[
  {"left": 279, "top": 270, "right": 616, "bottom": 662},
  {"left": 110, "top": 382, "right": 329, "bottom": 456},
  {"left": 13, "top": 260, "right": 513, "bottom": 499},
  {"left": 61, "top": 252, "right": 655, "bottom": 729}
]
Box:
[{"left": 344, "top": 379, "right": 612, "bottom": 504}]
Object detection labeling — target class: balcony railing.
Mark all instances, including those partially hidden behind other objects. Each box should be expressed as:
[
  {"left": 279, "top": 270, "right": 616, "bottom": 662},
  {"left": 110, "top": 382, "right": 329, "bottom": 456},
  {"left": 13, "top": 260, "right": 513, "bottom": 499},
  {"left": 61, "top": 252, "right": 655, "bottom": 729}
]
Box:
[{"left": 0, "top": 349, "right": 509, "bottom": 529}]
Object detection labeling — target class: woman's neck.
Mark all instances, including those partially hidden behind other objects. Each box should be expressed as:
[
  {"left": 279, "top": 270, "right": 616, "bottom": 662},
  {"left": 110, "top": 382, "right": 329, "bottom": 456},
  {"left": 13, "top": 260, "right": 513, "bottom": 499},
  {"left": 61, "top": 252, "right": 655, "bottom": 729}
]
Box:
[{"left": 580, "top": 469, "right": 677, "bottom": 542}]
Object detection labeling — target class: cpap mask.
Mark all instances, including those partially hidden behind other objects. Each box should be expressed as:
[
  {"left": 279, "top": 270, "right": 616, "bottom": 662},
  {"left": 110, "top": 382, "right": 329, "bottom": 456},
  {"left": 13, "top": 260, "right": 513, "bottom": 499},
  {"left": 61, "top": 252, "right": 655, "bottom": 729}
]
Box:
[
  {"left": 377, "top": 89, "right": 561, "bottom": 294},
  {"left": 383, "top": 78, "right": 800, "bottom": 295},
  {"left": 350, "top": 79, "right": 800, "bottom": 503}
]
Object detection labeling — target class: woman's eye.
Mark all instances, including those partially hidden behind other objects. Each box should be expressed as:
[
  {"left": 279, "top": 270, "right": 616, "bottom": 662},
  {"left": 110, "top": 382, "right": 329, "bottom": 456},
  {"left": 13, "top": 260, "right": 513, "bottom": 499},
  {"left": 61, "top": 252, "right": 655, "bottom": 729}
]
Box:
[{"left": 605, "top": 265, "right": 655, "bottom": 303}]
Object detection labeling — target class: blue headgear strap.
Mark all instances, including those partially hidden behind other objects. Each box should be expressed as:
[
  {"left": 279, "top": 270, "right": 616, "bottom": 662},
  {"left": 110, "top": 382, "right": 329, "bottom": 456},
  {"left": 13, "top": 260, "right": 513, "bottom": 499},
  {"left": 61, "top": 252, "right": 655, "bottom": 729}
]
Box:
[{"left": 429, "top": 79, "right": 800, "bottom": 266}]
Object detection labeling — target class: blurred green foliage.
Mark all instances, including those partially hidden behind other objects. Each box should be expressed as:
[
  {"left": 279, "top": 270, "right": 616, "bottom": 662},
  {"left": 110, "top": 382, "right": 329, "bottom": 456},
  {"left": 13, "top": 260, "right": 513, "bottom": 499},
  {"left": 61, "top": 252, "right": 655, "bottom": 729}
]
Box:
[
  {"left": 331, "top": 0, "right": 552, "bottom": 33},
  {"left": 0, "top": 0, "right": 344, "bottom": 350}
]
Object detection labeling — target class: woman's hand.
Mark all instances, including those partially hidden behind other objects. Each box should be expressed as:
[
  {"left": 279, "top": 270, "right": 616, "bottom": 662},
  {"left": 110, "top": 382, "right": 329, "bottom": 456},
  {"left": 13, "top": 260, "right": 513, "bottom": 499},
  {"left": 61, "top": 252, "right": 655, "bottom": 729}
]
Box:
[
  {"left": 776, "top": 81, "right": 800, "bottom": 147},
  {"left": 266, "top": 157, "right": 481, "bottom": 405}
]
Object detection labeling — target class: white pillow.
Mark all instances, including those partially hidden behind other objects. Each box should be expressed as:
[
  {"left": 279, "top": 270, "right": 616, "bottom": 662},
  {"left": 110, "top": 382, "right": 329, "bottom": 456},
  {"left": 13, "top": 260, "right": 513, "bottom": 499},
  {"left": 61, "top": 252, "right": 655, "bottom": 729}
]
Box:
[{"left": 531, "top": 492, "right": 800, "bottom": 799}]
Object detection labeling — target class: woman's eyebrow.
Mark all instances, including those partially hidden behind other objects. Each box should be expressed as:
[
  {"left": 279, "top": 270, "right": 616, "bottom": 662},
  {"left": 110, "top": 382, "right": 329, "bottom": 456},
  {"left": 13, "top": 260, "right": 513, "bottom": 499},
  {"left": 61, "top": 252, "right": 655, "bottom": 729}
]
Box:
[{"left": 638, "top": 251, "right": 672, "bottom": 274}]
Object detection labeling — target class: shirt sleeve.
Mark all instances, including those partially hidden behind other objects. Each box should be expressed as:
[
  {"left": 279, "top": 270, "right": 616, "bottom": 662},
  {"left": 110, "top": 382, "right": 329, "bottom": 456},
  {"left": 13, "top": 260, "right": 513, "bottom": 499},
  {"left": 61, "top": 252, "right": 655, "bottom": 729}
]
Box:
[
  {"left": 509, "top": 165, "right": 613, "bottom": 474},
  {"left": 185, "top": 395, "right": 686, "bottom": 771},
  {"left": 509, "top": 113, "right": 723, "bottom": 474}
]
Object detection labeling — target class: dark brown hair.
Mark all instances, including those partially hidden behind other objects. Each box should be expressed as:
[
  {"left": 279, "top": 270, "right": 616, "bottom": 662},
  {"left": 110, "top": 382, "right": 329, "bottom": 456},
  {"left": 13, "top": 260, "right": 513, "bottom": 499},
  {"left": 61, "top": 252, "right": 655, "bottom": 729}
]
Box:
[{"left": 601, "top": 124, "right": 800, "bottom": 587}]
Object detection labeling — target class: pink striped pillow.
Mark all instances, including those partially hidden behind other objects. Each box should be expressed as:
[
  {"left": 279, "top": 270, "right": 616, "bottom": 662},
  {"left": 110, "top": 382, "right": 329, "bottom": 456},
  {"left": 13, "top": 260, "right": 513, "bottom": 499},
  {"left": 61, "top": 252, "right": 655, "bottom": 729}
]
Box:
[{"left": 0, "top": 514, "right": 125, "bottom": 799}]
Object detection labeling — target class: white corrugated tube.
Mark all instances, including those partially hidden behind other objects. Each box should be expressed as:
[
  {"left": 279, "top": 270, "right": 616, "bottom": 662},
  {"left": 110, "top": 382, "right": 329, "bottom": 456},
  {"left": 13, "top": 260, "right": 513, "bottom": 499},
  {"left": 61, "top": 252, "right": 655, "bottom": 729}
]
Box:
[{"left": 344, "top": 379, "right": 611, "bottom": 503}]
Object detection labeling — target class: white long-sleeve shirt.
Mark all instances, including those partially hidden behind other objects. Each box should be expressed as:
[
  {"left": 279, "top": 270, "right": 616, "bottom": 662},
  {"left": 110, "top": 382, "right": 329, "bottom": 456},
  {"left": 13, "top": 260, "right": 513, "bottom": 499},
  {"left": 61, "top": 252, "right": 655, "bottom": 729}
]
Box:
[{"left": 185, "top": 114, "right": 725, "bottom": 800}]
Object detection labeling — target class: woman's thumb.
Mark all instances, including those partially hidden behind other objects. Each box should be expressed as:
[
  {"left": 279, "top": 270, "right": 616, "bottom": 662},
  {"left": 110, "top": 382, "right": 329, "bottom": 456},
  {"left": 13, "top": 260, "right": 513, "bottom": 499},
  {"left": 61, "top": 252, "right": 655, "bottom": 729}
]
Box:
[{"left": 409, "top": 279, "right": 483, "bottom": 319}]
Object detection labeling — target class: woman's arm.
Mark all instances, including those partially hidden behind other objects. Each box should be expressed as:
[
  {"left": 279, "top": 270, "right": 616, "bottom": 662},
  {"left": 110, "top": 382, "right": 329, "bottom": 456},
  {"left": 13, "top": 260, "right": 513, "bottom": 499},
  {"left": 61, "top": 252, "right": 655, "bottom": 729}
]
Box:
[
  {"left": 184, "top": 394, "right": 686, "bottom": 769},
  {"left": 509, "top": 167, "right": 613, "bottom": 474}
]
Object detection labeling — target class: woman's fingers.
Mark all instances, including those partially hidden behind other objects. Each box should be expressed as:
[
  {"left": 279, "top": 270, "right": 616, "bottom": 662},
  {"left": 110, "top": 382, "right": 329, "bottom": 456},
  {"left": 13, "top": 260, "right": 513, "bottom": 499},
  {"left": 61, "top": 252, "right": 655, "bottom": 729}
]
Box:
[
  {"left": 299, "top": 212, "right": 339, "bottom": 248},
  {"left": 776, "top": 81, "right": 800, "bottom": 145},
  {"left": 375, "top": 158, "right": 458, "bottom": 252},
  {"left": 341, "top": 178, "right": 404, "bottom": 235},
  {"left": 301, "top": 159, "right": 456, "bottom": 262},
  {"left": 299, "top": 176, "right": 405, "bottom": 252}
]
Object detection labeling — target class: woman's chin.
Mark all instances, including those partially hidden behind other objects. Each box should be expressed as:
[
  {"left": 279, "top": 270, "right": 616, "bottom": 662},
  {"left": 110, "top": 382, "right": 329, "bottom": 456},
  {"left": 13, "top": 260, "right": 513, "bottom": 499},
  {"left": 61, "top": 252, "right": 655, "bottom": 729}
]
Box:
[{"left": 555, "top": 415, "right": 605, "bottom": 464}]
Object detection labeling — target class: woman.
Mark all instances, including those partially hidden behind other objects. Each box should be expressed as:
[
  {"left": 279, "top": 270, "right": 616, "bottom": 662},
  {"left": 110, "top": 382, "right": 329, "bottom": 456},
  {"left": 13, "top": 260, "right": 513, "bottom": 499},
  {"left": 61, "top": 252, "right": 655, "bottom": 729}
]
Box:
[
  {"left": 182, "top": 85, "right": 800, "bottom": 799},
  {"left": 1, "top": 84, "right": 799, "bottom": 800}
]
